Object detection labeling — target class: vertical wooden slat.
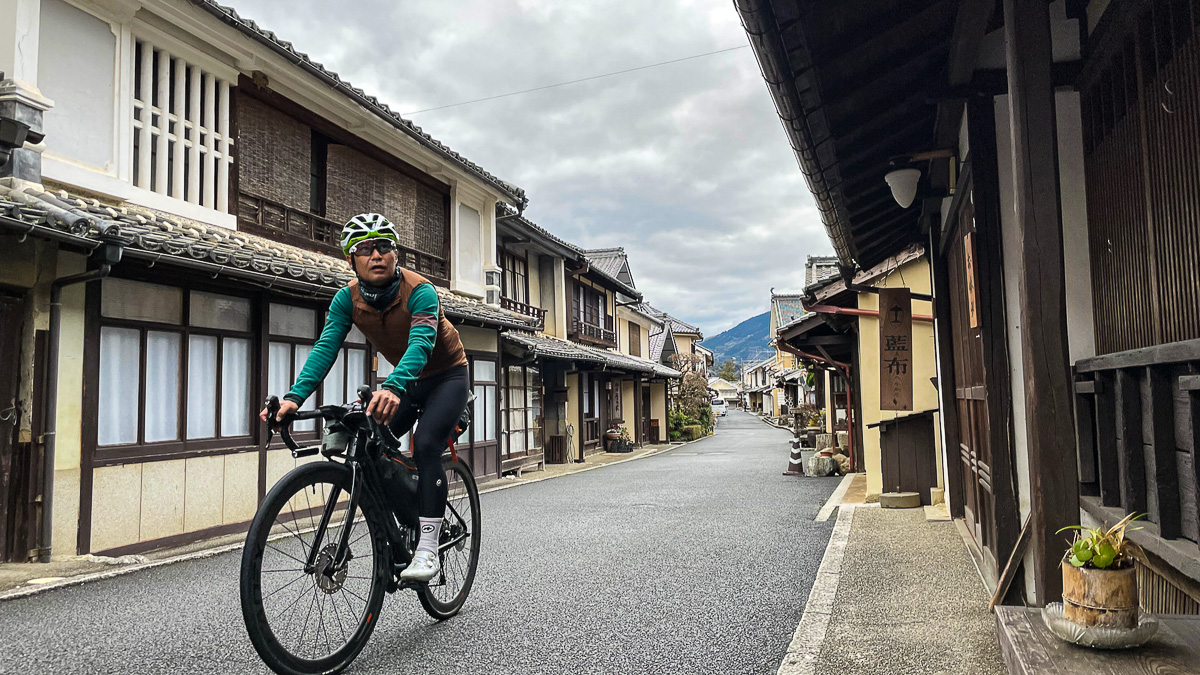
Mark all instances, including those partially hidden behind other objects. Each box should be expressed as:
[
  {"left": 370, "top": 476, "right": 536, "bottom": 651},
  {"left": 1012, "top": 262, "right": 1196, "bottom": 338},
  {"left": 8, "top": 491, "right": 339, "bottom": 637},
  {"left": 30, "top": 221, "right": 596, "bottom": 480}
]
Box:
[
  {"left": 187, "top": 66, "right": 201, "bottom": 205},
  {"left": 171, "top": 56, "right": 186, "bottom": 199},
  {"left": 136, "top": 40, "right": 153, "bottom": 190},
  {"left": 203, "top": 73, "right": 216, "bottom": 209},
  {"left": 1095, "top": 372, "right": 1122, "bottom": 507},
  {"left": 154, "top": 48, "right": 170, "bottom": 194},
  {"left": 1118, "top": 368, "right": 1149, "bottom": 514},
  {"left": 1076, "top": 385, "right": 1098, "bottom": 485},
  {"left": 1149, "top": 366, "right": 1182, "bottom": 537},
  {"left": 217, "top": 80, "right": 230, "bottom": 213}
]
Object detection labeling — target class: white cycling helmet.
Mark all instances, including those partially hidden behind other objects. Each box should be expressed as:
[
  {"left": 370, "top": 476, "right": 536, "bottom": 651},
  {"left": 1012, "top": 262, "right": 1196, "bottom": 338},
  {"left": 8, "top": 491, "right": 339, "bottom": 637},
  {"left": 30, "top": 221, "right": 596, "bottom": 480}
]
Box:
[{"left": 340, "top": 213, "right": 399, "bottom": 256}]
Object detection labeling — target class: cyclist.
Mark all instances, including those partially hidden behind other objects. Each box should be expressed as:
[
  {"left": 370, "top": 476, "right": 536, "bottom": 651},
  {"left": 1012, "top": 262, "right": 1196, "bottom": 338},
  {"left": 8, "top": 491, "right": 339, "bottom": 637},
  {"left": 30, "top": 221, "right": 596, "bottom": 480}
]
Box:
[{"left": 259, "top": 213, "right": 469, "bottom": 583}]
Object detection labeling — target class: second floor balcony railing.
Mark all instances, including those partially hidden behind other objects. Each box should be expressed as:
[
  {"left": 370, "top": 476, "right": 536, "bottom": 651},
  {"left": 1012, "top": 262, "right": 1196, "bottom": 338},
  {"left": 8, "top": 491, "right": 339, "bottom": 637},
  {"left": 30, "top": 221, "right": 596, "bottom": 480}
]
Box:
[
  {"left": 237, "top": 191, "right": 449, "bottom": 285},
  {"left": 569, "top": 315, "right": 616, "bottom": 348},
  {"left": 500, "top": 296, "right": 547, "bottom": 329}
]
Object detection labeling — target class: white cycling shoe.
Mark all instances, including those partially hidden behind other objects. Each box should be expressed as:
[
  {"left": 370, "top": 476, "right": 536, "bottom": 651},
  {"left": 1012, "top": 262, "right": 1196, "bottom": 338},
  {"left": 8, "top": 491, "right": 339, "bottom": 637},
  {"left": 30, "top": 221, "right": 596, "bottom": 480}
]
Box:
[{"left": 400, "top": 550, "right": 441, "bottom": 583}]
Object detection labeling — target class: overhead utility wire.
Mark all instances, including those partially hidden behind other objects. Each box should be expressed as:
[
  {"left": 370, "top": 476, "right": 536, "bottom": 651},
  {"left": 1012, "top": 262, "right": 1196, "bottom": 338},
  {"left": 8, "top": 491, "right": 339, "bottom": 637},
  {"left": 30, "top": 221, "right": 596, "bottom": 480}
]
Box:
[{"left": 403, "top": 44, "right": 750, "bottom": 115}]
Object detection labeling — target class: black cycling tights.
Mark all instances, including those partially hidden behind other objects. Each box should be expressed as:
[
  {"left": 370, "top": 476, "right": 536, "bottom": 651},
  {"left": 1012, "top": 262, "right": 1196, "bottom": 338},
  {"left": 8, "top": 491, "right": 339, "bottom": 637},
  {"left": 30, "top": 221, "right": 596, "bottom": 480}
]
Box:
[{"left": 388, "top": 365, "right": 470, "bottom": 518}]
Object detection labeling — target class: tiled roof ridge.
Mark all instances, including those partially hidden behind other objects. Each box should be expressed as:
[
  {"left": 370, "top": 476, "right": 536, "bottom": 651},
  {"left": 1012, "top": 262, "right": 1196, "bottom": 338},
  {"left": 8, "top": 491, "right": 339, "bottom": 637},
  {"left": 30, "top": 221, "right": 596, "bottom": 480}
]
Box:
[
  {"left": 190, "top": 0, "right": 526, "bottom": 208},
  {"left": 639, "top": 302, "right": 701, "bottom": 335},
  {"left": 0, "top": 185, "right": 539, "bottom": 330},
  {"left": 495, "top": 203, "right": 583, "bottom": 255},
  {"left": 503, "top": 332, "right": 681, "bottom": 379},
  {"left": 584, "top": 246, "right": 625, "bottom": 255}
]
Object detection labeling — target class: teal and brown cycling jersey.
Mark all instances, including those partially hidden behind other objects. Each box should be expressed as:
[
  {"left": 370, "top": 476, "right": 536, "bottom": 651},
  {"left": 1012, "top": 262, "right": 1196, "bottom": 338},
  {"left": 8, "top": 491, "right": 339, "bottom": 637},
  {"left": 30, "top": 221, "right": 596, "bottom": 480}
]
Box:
[{"left": 285, "top": 269, "right": 468, "bottom": 405}]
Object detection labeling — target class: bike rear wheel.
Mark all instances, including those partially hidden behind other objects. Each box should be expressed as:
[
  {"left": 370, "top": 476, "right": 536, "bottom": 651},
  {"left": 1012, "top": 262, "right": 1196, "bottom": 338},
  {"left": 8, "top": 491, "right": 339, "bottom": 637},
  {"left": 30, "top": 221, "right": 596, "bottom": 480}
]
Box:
[
  {"left": 418, "top": 458, "right": 481, "bottom": 620},
  {"left": 241, "top": 462, "right": 387, "bottom": 675}
]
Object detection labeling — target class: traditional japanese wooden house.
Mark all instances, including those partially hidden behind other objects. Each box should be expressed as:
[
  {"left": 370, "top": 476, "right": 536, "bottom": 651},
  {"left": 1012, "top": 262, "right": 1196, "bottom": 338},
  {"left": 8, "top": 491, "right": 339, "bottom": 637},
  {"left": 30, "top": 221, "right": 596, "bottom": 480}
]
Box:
[{"left": 740, "top": 0, "right": 1200, "bottom": 612}]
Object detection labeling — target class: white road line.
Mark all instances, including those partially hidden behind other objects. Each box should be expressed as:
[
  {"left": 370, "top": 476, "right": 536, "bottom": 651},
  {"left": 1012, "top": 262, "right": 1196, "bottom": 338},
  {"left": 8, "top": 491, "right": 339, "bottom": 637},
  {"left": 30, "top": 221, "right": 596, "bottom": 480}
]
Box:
[
  {"left": 815, "top": 473, "right": 856, "bottom": 522},
  {"left": 777, "top": 503, "right": 855, "bottom": 675}
]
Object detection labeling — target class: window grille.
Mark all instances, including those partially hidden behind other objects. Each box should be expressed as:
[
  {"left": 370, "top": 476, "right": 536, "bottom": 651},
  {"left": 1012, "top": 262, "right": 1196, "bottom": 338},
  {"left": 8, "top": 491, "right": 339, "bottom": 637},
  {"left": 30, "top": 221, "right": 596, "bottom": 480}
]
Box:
[{"left": 132, "top": 39, "right": 233, "bottom": 212}]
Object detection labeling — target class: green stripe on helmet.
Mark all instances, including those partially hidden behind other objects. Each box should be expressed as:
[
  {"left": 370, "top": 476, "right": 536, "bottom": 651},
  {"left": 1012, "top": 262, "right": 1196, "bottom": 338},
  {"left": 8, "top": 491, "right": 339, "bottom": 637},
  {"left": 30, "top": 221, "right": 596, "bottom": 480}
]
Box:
[{"left": 341, "top": 212, "right": 400, "bottom": 255}]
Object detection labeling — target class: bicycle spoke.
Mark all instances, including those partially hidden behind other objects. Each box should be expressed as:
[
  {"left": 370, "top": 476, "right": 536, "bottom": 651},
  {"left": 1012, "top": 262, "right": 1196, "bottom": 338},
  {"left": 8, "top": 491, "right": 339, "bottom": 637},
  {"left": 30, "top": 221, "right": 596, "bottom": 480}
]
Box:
[
  {"left": 265, "top": 544, "right": 307, "bottom": 567},
  {"left": 341, "top": 585, "right": 369, "bottom": 606},
  {"left": 249, "top": 468, "right": 384, "bottom": 666},
  {"left": 262, "top": 573, "right": 306, "bottom": 602},
  {"left": 270, "top": 577, "right": 315, "bottom": 622}
]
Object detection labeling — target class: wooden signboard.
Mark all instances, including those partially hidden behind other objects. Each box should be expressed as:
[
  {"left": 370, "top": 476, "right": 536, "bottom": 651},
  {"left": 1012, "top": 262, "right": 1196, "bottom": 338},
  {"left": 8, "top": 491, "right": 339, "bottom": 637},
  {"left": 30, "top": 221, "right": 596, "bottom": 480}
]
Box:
[
  {"left": 964, "top": 231, "right": 980, "bottom": 329},
  {"left": 880, "top": 287, "right": 913, "bottom": 411}
]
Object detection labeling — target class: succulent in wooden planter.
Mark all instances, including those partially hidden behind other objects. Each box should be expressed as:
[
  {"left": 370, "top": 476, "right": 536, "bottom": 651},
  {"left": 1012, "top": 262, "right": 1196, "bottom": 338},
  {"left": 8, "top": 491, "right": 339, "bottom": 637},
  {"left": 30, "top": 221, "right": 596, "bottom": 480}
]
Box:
[{"left": 1057, "top": 513, "right": 1144, "bottom": 630}]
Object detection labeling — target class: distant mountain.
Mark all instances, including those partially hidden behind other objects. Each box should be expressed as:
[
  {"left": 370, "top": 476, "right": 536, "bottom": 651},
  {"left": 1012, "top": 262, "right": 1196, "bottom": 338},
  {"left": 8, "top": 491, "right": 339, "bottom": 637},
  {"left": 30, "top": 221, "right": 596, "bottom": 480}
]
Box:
[{"left": 703, "top": 312, "right": 773, "bottom": 368}]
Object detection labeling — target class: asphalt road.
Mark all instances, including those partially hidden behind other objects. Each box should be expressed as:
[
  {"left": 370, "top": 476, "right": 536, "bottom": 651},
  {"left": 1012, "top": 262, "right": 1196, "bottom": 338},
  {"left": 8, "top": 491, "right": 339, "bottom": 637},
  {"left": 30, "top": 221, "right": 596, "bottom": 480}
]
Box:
[{"left": 0, "top": 410, "right": 839, "bottom": 674}]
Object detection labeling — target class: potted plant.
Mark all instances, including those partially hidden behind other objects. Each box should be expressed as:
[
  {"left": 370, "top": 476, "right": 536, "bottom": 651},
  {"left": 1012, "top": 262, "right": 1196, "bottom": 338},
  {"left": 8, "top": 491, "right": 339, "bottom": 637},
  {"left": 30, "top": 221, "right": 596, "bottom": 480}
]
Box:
[
  {"left": 615, "top": 425, "right": 633, "bottom": 453},
  {"left": 604, "top": 426, "right": 621, "bottom": 441},
  {"left": 1058, "top": 513, "right": 1144, "bottom": 630}
]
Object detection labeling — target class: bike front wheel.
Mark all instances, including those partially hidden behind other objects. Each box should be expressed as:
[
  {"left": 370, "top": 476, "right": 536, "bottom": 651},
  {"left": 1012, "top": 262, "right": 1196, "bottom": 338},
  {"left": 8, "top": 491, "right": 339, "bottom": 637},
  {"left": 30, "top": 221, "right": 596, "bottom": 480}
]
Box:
[
  {"left": 240, "top": 462, "right": 388, "bottom": 675},
  {"left": 418, "top": 458, "right": 481, "bottom": 620}
]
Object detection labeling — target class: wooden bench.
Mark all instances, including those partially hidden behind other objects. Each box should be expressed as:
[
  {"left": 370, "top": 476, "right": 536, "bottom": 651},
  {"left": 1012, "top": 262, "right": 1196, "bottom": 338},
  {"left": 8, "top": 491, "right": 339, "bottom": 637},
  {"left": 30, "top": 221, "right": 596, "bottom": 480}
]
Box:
[
  {"left": 995, "top": 605, "right": 1200, "bottom": 673},
  {"left": 501, "top": 451, "right": 544, "bottom": 478}
]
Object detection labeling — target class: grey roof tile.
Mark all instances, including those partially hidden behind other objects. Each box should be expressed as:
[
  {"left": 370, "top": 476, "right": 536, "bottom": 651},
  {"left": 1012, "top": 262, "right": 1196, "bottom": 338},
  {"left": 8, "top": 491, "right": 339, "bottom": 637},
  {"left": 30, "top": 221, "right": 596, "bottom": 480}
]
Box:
[
  {"left": 503, "top": 332, "right": 680, "bottom": 379},
  {"left": 637, "top": 302, "right": 701, "bottom": 337},
  {"left": 0, "top": 186, "right": 539, "bottom": 331},
  {"left": 583, "top": 247, "right": 627, "bottom": 280}
]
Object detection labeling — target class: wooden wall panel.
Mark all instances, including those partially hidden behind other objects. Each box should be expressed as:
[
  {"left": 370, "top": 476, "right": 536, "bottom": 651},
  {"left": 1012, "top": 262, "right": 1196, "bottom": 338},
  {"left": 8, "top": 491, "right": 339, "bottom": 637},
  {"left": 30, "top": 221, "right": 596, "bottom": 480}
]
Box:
[{"left": 1083, "top": 1, "right": 1200, "bottom": 354}]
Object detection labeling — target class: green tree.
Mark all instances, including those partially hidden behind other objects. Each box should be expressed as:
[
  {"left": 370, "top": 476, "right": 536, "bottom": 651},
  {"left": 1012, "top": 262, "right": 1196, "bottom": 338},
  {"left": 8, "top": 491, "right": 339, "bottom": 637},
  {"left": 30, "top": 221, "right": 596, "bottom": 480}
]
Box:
[{"left": 717, "top": 358, "right": 737, "bottom": 382}]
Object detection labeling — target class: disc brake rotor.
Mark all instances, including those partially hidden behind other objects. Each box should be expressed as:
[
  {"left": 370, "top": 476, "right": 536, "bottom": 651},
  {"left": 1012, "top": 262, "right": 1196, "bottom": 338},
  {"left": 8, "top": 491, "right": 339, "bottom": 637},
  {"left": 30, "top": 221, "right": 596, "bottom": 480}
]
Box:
[{"left": 313, "top": 543, "right": 350, "bottom": 594}]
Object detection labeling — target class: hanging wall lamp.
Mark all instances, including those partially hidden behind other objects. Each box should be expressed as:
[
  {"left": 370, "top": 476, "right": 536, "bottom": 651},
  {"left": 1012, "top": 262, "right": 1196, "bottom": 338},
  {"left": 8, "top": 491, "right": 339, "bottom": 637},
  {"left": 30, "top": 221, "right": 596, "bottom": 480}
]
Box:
[
  {"left": 884, "top": 149, "right": 957, "bottom": 209},
  {"left": 884, "top": 168, "right": 922, "bottom": 209}
]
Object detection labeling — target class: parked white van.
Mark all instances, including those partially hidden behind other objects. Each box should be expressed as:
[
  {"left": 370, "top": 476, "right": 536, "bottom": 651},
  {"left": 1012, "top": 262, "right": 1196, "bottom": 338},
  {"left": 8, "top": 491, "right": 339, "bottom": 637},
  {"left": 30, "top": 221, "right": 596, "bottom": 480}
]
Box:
[{"left": 711, "top": 397, "right": 728, "bottom": 417}]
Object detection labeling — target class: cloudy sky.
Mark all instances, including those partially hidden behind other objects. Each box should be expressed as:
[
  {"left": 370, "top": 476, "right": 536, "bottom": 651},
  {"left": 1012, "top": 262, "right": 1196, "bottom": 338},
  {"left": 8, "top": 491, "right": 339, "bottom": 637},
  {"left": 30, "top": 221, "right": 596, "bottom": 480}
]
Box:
[{"left": 234, "top": 0, "right": 831, "bottom": 336}]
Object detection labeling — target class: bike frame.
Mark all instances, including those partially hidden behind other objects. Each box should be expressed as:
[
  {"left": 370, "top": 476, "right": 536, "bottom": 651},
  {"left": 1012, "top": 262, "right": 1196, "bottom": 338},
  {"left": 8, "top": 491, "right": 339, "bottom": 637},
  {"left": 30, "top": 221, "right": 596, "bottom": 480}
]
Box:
[{"left": 266, "top": 392, "right": 470, "bottom": 583}]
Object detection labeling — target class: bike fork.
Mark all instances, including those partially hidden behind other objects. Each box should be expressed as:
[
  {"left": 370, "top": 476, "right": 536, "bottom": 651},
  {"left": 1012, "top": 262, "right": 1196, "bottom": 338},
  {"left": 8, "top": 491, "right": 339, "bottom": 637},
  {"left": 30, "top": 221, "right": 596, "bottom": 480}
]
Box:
[{"left": 303, "top": 463, "right": 361, "bottom": 573}]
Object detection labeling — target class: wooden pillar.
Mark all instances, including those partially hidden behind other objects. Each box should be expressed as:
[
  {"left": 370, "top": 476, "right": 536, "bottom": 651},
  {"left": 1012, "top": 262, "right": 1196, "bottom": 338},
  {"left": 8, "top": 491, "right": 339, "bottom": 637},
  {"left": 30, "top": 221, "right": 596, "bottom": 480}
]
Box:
[
  {"left": 1003, "top": 0, "right": 1080, "bottom": 605},
  {"left": 930, "top": 227, "right": 965, "bottom": 519}
]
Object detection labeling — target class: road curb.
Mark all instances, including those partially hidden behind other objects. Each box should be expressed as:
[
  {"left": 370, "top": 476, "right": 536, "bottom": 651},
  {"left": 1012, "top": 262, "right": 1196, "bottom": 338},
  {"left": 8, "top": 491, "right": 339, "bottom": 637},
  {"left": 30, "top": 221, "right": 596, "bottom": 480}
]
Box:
[
  {"left": 0, "top": 540, "right": 248, "bottom": 602},
  {"left": 0, "top": 434, "right": 709, "bottom": 602},
  {"left": 777, "top": 503, "right": 855, "bottom": 675},
  {"left": 477, "top": 434, "right": 710, "bottom": 496},
  {"left": 815, "top": 473, "right": 856, "bottom": 522}
]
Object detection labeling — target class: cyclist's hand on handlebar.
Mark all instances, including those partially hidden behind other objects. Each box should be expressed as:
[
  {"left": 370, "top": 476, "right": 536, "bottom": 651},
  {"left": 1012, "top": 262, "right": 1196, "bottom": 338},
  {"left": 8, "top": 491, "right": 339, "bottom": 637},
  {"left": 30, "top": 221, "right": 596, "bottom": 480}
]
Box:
[
  {"left": 261, "top": 399, "right": 299, "bottom": 424},
  {"left": 366, "top": 388, "right": 402, "bottom": 425}
]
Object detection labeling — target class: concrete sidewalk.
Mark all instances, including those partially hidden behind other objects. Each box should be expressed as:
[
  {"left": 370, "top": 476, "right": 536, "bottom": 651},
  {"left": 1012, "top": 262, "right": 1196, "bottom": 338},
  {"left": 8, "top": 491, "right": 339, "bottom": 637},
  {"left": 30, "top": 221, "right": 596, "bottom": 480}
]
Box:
[
  {"left": 0, "top": 440, "right": 690, "bottom": 597},
  {"left": 781, "top": 504, "right": 1004, "bottom": 675}
]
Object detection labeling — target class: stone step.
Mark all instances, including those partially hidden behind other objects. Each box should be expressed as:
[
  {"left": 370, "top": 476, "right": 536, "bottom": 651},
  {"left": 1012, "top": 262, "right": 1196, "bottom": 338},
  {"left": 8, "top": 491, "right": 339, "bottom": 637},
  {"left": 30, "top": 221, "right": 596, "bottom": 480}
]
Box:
[{"left": 880, "top": 491, "right": 922, "bottom": 509}]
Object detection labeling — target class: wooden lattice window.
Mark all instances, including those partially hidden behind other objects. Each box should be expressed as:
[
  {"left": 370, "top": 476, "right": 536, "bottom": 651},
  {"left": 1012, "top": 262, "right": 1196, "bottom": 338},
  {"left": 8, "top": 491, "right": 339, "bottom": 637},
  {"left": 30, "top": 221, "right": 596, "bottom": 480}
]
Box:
[{"left": 132, "top": 38, "right": 233, "bottom": 212}]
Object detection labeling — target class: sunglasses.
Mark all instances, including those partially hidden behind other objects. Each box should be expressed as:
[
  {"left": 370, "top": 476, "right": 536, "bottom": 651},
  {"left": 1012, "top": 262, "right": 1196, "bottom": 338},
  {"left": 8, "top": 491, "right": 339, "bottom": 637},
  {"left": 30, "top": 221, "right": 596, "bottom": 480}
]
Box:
[{"left": 350, "top": 239, "right": 397, "bottom": 257}]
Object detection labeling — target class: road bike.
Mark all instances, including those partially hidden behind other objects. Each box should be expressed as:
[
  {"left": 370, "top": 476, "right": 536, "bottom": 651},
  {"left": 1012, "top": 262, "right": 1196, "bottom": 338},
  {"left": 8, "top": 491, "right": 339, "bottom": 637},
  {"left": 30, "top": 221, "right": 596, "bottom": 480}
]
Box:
[{"left": 240, "top": 386, "right": 481, "bottom": 675}]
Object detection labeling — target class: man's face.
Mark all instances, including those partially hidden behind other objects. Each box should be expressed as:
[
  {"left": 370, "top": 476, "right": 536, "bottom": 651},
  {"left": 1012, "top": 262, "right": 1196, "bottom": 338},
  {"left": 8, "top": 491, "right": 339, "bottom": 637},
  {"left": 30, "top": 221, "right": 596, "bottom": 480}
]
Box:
[{"left": 348, "top": 238, "right": 399, "bottom": 285}]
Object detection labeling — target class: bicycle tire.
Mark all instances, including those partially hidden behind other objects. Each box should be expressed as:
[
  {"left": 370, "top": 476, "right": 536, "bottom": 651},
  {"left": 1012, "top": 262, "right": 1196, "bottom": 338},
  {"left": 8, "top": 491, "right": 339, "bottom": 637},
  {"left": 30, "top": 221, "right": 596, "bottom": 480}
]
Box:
[
  {"left": 240, "top": 462, "right": 388, "bottom": 675},
  {"left": 417, "top": 458, "right": 481, "bottom": 621}
]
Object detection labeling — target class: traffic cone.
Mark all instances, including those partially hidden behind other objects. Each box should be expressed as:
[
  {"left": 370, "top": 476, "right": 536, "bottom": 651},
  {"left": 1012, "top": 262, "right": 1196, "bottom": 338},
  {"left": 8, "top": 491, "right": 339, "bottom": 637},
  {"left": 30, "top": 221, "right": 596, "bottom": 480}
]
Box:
[{"left": 784, "top": 440, "right": 805, "bottom": 476}]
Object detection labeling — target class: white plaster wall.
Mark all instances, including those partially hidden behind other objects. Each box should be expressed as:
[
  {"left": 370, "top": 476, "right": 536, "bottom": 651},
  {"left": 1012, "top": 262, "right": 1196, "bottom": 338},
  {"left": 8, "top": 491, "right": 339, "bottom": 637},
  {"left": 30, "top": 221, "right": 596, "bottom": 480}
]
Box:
[
  {"left": 457, "top": 325, "right": 498, "bottom": 354},
  {"left": 0, "top": 0, "right": 43, "bottom": 88},
  {"left": 38, "top": 0, "right": 116, "bottom": 172},
  {"left": 52, "top": 250, "right": 86, "bottom": 555},
  {"left": 453, "top": 198, "right": 484, "bottom": 297},
  {"left": 1056, "top": 91, "right": 1096, "bottom": 362}
]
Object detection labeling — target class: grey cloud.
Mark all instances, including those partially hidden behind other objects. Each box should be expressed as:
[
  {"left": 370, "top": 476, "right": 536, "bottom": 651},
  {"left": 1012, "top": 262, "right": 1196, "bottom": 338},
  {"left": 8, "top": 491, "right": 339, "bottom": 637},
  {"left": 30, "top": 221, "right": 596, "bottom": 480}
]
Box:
[{"left": 230, "top": 0, "right": 833, "bottom": 336}]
